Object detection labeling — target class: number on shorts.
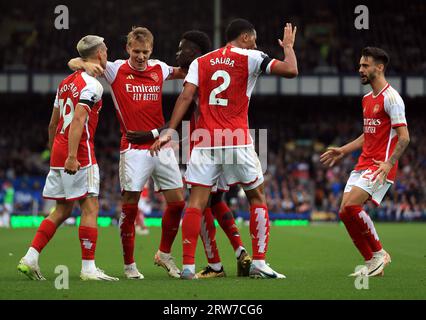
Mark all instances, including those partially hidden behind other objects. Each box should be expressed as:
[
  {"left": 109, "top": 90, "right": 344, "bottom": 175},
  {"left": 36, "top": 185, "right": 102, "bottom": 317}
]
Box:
[{"left": 209, "top": 70, "right": 230, "bottom": 106}]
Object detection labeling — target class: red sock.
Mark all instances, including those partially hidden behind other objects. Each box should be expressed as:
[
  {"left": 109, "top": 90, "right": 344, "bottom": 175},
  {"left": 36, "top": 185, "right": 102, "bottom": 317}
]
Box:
[
  {"left": 340, "top": 206, "right": 373, "bottom": 261},
  {"left": 31, "top": 219, "right": 57, "bottom": 253},
  {"left": 249, "top": 205, "right": 270, "bottom": 260},
  {"left": 200, "top": 208, "right": 221, "bottom": 264},
  {"left": 345, "top": 205, "right": 383, "bottom": 253},
  {"left": 159, "top": 201, "right": 185, "bottom": 253},
  {"left": 120, "top": 203, "right": 138, "bottom": 265},
  {"left": 212, "top": 201, "right": 243, "bottom": 251},
  {"left": 79, "top": 226, "right": 98, "bottom": 260},
  {"left": 182, "top": 207, "right": 203, "bottom": 264}
]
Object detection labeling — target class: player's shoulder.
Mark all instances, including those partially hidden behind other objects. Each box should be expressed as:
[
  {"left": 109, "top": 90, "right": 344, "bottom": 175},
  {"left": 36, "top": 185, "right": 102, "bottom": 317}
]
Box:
[
  {"left": 230, "top": 46, "right": 266, "bottom": 59},
  {"left": 383, "top": 85, "right": 403, "bottom": 105},
  {"left": 148, "top": 59, "right": 167, "bottom": 67},
  {"left": 81, "top": 72, "right": 103, "bottom": 95}
]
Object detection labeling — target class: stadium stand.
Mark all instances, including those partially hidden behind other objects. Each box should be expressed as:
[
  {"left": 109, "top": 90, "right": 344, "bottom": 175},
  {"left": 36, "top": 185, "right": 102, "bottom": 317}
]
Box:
[{"left": 1, "top": 0, "right": 425, "bottom": 224}]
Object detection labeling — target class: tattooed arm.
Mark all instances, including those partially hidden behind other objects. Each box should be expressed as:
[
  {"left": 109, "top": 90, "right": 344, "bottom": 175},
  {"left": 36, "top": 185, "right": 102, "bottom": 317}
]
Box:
[{"left": 372, "top": 126, "right": 410, "bottom": 183}]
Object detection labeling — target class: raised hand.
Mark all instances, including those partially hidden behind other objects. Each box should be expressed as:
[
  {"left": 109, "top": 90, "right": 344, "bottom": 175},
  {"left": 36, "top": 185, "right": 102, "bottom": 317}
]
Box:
[
  {"left": 278, "top": 23, "right": 297, "bottom": 49},
  {"left": 320, "top": 147, "right": 345, "bottom": 167},
  {"left": 84, "top": 62, "right": 104, "bottom": 77}
]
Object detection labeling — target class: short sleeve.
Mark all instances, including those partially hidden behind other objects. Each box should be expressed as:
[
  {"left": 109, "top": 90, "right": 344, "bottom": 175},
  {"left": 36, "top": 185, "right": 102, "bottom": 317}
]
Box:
[
  {"left": 158, "top": 60, "right": 174, "bottom": 80},
  {"left": 104, "top": 59, "right": 125, "bottom": 84},
  {"left": 384, "top": 91, "right": 407, "bottom": 128},
  {"left": 79, "top": 74, "right": 103, "bottom": 112},
  {"left": 247, "top": 49, "right": 277, "bottom": 75},
  {"left": 53, "top": 89, "right": 59, "bottom": 109},
  {"left": 184, "top": 59, "right": 199, "bottom": 87}
]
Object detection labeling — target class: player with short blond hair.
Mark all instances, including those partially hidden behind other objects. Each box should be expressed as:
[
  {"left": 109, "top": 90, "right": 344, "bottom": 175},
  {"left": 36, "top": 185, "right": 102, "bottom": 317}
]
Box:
[
  {"left": 69, "top": 27, "right": 187, "bottom": 279},
  {"left": 18, "top": 35, "right": 118, "bottom": 281}
]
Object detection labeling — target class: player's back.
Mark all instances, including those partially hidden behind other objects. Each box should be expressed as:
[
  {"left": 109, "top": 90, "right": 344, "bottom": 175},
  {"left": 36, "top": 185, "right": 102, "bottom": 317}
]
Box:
[
  {"left": 51, "top": 70, "right": 103, "bottom": 169},
  {"left": 191, "top": 45, "right": 269, "bottom": 147}
]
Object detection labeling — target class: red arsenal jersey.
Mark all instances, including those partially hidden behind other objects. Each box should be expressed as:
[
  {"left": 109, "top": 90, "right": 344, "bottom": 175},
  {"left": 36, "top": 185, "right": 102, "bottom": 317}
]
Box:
[
  {"left": 50, "top": 70, "right": 103, "bottom": 169},
  {"left": 355, "top": 83, "right": 407, "bottom": 182},
  {"left": 185, "top": 45, "right": 277, "bottom": 148},
  {"left": 104, "top": 59, "right": 173, "bottom": 152}
]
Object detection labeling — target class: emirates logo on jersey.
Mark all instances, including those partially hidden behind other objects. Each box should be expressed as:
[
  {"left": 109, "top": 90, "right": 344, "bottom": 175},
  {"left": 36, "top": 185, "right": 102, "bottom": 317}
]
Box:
[
  {"left": 150, "top": 72, "right": 159, "bottom": 83},
  {"left": 373, "top": 104, "right": 380, "bottom": 114}
]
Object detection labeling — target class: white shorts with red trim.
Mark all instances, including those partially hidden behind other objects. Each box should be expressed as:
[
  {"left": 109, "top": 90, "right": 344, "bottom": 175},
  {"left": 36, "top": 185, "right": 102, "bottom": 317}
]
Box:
[
  {"left": 185, "top": 146, "right": 264, "bottom": 191},
  {"left": 344, "top": 168, "right": 392, "bottom": 206},
  {"left": 186, "top": 172, "right": 230, "bottom": 193},
  {"left": 43, "top": 164, "right": 99, "bottom": 201},
  {"left": 119, "top": 148, "right": 183, "bottom": 192}
]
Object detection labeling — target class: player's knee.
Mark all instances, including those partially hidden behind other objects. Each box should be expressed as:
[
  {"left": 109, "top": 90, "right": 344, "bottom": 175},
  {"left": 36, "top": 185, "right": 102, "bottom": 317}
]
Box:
[
  {"left": 122, "top": 191, "right": 140, "bottom": 204},
  {"left": 210, "top": 192, "right": 224, "bottom": 206}
]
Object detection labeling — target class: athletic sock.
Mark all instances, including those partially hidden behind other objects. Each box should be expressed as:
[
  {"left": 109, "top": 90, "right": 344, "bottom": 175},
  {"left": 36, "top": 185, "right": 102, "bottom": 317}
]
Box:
[
  {"left": 212, "top": 201, "right": 243, "bottom": 251},
  {"left": 249, "top": 205, "right": 270, "bottom": 260},
  {"left": 30, "top": 219, "right": 57, "bottom": 255},
  {"left": 120, "top": 203, "right": 138, "bottom": 265},
  {"left": 200, "top": 207, "right": 221, "bottom": 264},
  {"left": 339, "top": 206, "right": 374, "bottom": 261},
  {"left": 159, "top": 201, "right": 185, "bottom": 253},
  {"left": 182, "top": 207, "right": 203, "bottom": 265}
]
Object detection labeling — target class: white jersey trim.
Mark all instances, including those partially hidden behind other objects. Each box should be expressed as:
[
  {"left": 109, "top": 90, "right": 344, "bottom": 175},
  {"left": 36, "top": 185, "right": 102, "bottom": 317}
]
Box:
[{"left": 104, "top": 60, "right": 126, "bottom": 84}]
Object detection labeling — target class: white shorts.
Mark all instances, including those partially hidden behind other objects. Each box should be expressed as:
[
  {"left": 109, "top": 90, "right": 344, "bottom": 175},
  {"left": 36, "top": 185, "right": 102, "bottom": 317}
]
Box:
[
  {"left": 186, "top": 172, "right": 230, "bottom": 193},
  {"left": 185, "top": 146, "right": 264, "bottom": 191},
  {"left": 344, "top": 169, "right": 392, "bottom": 206},
  {"left": 119, "top": 148, "right": 183, "bottom": 192},
  {"left": 43, "top": 164, "right": 99, "bottom": 201}
]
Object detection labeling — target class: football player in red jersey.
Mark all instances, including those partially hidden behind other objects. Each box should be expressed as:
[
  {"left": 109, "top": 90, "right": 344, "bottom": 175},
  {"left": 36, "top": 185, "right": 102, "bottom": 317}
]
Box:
[
  {"left": 18, "top": 35, "right": 118, "bottom": 281},
  {"left": 128, "top": 30, "right": 253, "bottom": 278},
  {"left": 151, "top": 19, "right": 298, "bottom": 279},
  {"left": 320, "top": 47, "right": 410, "bottom": 277},
  {"left": 68, "top": 27, "right": 187, "bottom": 279}
]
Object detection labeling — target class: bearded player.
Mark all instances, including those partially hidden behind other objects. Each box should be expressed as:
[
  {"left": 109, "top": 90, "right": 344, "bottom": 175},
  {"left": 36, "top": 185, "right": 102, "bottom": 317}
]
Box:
[{"left": 320, "top": 47, "right": 410, "bottom": 277}]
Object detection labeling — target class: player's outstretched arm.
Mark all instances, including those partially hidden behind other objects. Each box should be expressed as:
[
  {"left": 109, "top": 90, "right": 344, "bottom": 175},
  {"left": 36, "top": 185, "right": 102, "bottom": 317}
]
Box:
[
  {"left": 64, "top": 105, "right": 89, "bottom": 175},
  {"left": 68, "top": 58, "right": 104, "bottom": 77},
  {"left": 320, "top": 134, "right": 364, "bottom": 167},
  {"left": 126, "top": 121, "right": 170, "bottom": 144},
  {"left": 270, "top": 23, "right": 298, "bottom": 78},
  {"left": 150, "top": 84, "right": 197, "bottom": 156},
  {"left": 48, "top": 107, "right": 60, "bottom": 151},
  {"left": 372, "top": 126, "right": 410, "bottom": 184},
  {"left": 167, "top": 67, "right": 188, "bottom": 80}
]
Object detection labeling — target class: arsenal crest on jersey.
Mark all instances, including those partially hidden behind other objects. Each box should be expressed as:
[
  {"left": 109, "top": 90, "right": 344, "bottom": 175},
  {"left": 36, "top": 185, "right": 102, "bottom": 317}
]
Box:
[
  {"left": 373, "top": 104, "right": 380, "bottom": 114},
  {"left": 150, "top": 72, "right": 159, "bottom": 83}
]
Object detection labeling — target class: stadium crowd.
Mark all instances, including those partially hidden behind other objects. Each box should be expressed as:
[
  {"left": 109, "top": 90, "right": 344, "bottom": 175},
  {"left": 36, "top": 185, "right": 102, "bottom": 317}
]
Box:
[
  {"left": 1, "top": 0, "right": 425, "bottom": 224},
  {"left": 1, "top": 95, "right": 425, "bottom": 222},
  {"left": 1, "top": 0, "right": 425, "bottom": 74}
]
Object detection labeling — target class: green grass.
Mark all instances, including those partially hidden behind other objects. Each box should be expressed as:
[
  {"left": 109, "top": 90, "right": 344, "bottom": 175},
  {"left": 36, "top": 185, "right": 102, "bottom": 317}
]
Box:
[{"left": 0, "top": 223, "right": 425, "bottom": 300}]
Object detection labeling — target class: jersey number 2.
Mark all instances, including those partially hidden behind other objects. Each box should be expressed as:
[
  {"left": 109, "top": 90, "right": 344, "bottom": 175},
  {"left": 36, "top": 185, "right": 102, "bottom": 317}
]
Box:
[{"left": 209, "top": 70, "right": 230, "bottom": 107}]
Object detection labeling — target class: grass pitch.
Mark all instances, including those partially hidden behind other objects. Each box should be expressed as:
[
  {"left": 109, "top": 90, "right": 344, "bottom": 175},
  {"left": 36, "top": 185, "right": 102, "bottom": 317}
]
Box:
[{"left": 0, "top": 223, "right": 425, "bottom": 300}]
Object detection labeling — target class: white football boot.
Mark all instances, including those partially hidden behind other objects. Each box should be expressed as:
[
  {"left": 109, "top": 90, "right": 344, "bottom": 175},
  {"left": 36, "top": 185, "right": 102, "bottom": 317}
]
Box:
[
  {"left": 80, "top": 268, "right": 119, "bottom": 281},
  {"left": 249, "top": 263, "right": 286, "bottom": 279},
  {"left": 154, "top": 250, "right": 181, "bottom": 278},
  {"left": 124, "top": 263, "right": 144, "bottom": 280}
]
